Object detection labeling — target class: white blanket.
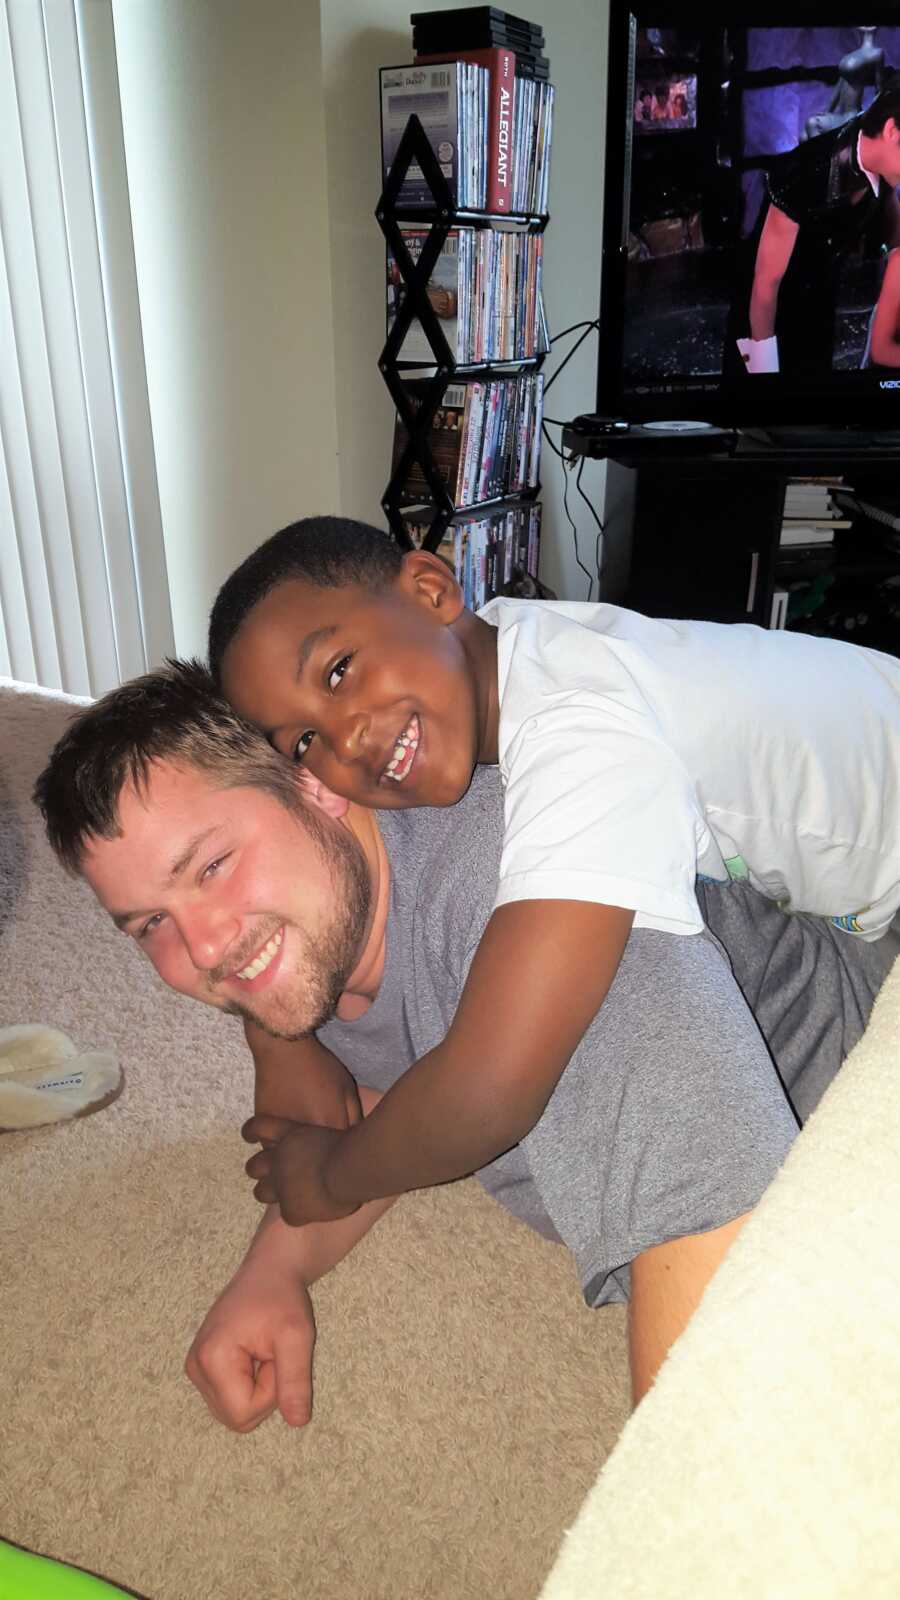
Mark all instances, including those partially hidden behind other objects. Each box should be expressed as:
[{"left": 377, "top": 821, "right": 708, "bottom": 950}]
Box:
[{"left": 540, "top": 946, "right": 900, "bottom": 1598}]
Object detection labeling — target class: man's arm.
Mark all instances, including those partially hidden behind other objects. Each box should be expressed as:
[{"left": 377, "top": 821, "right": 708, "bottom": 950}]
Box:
[
  {"left": 246, "top": 1018, "right": 363, "bottom": 1128},
  {"left": 882, "top": 187, "right": 900, "bottom": 252},
  {"left": 186, "top": 1088, "right": 392, "bottom": 1431},
  {"left": 748, "top": 203, "right": 799, "bottom": 341},
  {"left": 246, "top": 900, "right": 634, "bottom": 1222},
  {"left": 869, "top": 249, "right": 900, "bottom": 367}
]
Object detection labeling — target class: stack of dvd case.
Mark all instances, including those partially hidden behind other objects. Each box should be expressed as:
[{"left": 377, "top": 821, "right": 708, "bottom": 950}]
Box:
[
  {"left": 411, "top": 7, "right": 549, "bottom": 80},
  {"left": 391, "top": 372, "right": 544, "bottom": 508},
  {"left": 387, "top": 227, "right": 549, "bottom": 365},
  {"left": 380, "top": 61, "right": 490, "bottom": 209},
  {"left": 377, "top": 7, "right": 550, "bottom": 592},
  {"left": 403, "top": 503, "right": 543, "bottom": 611}
]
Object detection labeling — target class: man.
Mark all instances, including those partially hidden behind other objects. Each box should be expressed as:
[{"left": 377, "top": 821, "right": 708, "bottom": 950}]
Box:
[
  {"left": 732, "top": 76, "right": 900, "bottom": 377},
  {"left": 36, "top": 661, "right": 884, "bottom": 1431}
]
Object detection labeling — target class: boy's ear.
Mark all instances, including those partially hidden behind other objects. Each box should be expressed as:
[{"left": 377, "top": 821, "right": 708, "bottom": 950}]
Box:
[
  {"left": 293, "top": 767, "right": 350, "bottom": 819},
  {"left": 396, "top": 549, "right": 466, "bottom": 623}
]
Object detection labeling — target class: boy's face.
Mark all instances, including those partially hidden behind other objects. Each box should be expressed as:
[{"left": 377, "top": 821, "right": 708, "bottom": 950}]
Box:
[{"left": 219, "top": 567, "right": 483, "bottom": 809}]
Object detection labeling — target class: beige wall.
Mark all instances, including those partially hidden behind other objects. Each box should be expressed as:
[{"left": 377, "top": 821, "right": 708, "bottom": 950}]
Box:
[
  {"left": 115, "top": 0, "right": 631, "bottom": 650},
  {"left": 113, "top": 0, "right": 340, "bottom": 658}
]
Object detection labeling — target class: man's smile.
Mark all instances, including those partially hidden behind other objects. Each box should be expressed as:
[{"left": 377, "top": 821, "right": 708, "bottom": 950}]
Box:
[
  {"left": 223, "top": 925, "right": 285, "bottom": 991},
  {"left": 382, "top": 713, "right": 420, "bottom": 785}
]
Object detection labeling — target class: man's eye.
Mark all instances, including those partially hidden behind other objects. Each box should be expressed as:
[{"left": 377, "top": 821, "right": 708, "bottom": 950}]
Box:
[
  {"left": 328, "top": 655, "right": 351, "bottom": 691},
  {"left": 137, "top": 914, "right": 163, "bottom": 940},
  {"left": 292, "top": 731, "right": 315, "bottom": 763},
  {"left": 202, "top": 855, "right": 227, "bottom": 880}
]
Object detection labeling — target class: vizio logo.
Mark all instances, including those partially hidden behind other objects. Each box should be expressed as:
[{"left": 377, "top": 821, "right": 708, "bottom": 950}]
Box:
[{"left": 878, "top": 379, "right": 900, "bottom": 389}]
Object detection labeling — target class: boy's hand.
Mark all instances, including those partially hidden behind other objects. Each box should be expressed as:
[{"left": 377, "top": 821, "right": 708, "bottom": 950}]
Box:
[
  {"left": 246, "top": 1023, "right": 363, "bottom": 1131},
  {"left": 243, "top": 1115, "right": 358, "bottom": 1226},
  {"left": 185, "top": 1245, "right": 317, "bottom": 1431}
]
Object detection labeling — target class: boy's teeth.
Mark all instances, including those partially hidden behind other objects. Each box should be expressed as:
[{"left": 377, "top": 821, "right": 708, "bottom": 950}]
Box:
[
  {"left": 237, "top": 928, "right": 283, "bottom": 981},
  {"left": 385, "top": 716, "right": 419, "bottom": 781}
]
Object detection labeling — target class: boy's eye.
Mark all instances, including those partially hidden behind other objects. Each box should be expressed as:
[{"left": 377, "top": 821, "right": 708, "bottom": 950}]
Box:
[
  {"left": 292, "top": 731, "right": 315, "bottom": 763},
  {"left": 328, "top": 655, "right": 351, "bottom": 691},
  {"left": 202, "top": 856, "right": 227, "bottom": 880},
  {"left": 137, "top": 913, "right": 163, "bottom": 940}
]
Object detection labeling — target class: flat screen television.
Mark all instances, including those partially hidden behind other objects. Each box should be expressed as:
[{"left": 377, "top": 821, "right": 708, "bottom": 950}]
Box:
[{"left": 597, "top": 4, "right": 900, "bottom": 430}]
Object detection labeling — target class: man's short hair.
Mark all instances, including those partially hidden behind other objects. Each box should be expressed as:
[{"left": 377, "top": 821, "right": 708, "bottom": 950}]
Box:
[
  {"left": 860, "top": 75, "right": 900, "bottom": 137},
  {"left": 208, "top": 516, "right": 403, "bottom": 682},
  {"left": 34, "top": 658, "right": 312, "bottom": 874}
]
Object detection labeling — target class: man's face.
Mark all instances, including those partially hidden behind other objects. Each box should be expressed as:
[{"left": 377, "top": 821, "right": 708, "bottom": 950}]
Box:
[
  {"left": 873, "top": 118, "right": 900, "bottom": 186},
  {"left": 81, "top": 761, "right": 371, "bottom": 1039},
  {"left": 219, "top": 573, "right": 482, "bottom": 809}
]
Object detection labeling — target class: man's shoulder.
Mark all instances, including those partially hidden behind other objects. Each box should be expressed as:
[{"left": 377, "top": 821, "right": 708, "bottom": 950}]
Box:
[
  {"left": 376, "top": 766, "right": 504, "bottom": 910},
  {"left": 767, "top": 116, "right": 866, "bottom": 219}
]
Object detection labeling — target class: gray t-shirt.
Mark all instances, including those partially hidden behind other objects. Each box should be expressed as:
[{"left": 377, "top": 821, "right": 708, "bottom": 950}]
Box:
[{"left": 319, "top": 767, "right": 797, "bottom": 1305}]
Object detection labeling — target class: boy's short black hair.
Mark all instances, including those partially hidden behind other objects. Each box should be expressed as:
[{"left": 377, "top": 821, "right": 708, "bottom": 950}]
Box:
[
  {"left": 860, "top": 75, "right": 900, "bottom": 137},
  {"left": 33, "top": 657, "right": 315, "bottom": 874},
  {"left": 208, "top": 516, "right": 403, "bottom": 682}
]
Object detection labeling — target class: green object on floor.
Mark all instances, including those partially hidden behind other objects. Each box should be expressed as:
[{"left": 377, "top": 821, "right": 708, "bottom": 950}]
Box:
[{"left": 0, "top": 1542, "right": 134, "bottom": 1599}]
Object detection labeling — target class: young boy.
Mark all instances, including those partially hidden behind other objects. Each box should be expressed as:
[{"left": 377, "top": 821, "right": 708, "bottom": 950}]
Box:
[{"left": 208, "top": 516, "right": 900, "bottom": 1228}]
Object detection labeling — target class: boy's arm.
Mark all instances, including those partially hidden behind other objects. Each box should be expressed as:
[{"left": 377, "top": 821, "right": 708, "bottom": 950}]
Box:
[
  {"left": 246, "top": 899, "right": 633, "bottom": 1222},
  {"left": 186, "top": 1087, "right": 392, "bottom": 1431},
  {"left": 246, "top": 1018, "right": 363, "bottom": 1128}
]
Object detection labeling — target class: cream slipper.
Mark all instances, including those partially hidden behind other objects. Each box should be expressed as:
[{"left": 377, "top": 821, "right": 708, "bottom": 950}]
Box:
[{"left": 0, "top": 1024, "right": 122, "bottom": 1131}]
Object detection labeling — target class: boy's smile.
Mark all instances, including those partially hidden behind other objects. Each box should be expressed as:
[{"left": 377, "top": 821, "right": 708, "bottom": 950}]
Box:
[{"left": 219, "top": 559, "right": 499, "bottom": 809}]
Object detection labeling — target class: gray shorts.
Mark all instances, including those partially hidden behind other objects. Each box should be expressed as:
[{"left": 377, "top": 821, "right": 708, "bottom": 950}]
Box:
[{"left": 480, "top": 879, "right": 899, "bottom": 1306}]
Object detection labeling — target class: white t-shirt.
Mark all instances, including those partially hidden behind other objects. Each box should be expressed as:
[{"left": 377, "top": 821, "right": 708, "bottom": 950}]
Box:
[{"left": 478, "top": 599, "right": 900, "bottom": 940}]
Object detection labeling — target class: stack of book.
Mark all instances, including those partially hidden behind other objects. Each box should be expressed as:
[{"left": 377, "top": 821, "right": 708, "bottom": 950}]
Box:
[
  {"left": 387, "top": 226, "right": 548, "bottom": 364},
  {"left": 403, "top": 502, "right": 543, "bottom": 610},
  {"left": 779, "top": 476, "right": 849, "bottom": 563},
  {"left": 412, "top": 7, "right": 553, "bottom": 216},
  {"left": 391, "top": 372, "right": 544, "bottom": 508},
  {"left": 770, "top": 476, "right": 849, "bottom": 629}
]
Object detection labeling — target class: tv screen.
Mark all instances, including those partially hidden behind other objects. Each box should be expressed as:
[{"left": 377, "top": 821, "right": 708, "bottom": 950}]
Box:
[{"left": 597, "top": 5, "right": 900, "bottom": 427}]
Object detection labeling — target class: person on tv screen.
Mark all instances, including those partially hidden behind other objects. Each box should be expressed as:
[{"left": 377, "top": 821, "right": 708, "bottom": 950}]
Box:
[
  {"left": 864, "top": 244, "right": 900, "bottom": 369},
  {"left": 731, "top": 75, "right": 900, "bottom": 378}
]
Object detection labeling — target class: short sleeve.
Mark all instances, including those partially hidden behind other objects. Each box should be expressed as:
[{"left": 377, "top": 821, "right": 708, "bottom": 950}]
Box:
[{"left": 495, "top": 693, "right": 708, "bottom": 935}]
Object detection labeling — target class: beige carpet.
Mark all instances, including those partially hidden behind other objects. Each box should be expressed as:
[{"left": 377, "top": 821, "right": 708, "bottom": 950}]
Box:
[{"left": 0, "top": 680, "right": 629, "bottom": 1600}]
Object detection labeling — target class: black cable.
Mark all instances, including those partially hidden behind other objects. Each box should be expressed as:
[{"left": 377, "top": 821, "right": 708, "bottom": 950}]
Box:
[
  {"left": 543, "top": 320, "right": 600, "bottom": 396},
  {"left": 548, "top": 318, "right": 600, "bottom": 346},
  {"left": 541, "top": 417, "right": 568, "bottom": 460},
  {"left": 562, "top": 455, "right": 594, "bottom": 600},
  {"left": 575, "top": 456, "right": 606, "bottom": 597}
]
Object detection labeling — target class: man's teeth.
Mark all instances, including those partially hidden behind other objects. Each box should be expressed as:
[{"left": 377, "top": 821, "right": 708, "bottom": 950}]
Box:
[
  {"left": 385, "top": 716, "right": 419, "bottom": 781},
  {"left": 236, "top": 929, "right": 283, "bottom": 981}
]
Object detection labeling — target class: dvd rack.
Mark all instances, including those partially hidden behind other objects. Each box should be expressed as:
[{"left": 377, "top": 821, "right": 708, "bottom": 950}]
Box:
[{"left": 376, "top": 111, "right": 548, "bottom": 556}]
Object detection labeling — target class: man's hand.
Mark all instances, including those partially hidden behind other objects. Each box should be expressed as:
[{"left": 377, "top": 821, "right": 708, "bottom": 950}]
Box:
[
  {"left": 185, "top": 1237, "right": 317, "bottom": 1431},
  {"left": 243, "top": 1115, "right": 359, "bottom": 1226}
]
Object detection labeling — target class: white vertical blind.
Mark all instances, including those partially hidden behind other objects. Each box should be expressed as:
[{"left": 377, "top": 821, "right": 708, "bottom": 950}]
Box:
[{"left": 0, "top": 0, "right": 173, "bottom": 696}]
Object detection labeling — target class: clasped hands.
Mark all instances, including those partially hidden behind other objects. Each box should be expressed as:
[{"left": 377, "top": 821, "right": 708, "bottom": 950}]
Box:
[{"left": 242, "top": 1114, "right": 360, "bottom": 1226}]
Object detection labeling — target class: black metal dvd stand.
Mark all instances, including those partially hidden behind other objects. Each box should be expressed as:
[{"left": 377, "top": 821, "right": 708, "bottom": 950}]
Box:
[{"left": 376, "top": 113, "right": 548, "bottom": 554}]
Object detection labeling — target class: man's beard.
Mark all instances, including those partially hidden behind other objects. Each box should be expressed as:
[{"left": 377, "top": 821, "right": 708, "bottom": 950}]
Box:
[{"left": 220, "top": 811, "right": 372, "bottom": 1040}]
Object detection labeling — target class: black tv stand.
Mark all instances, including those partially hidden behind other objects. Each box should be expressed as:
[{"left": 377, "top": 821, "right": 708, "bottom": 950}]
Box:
[
  {"left": 563, "top": 415, "right": 900, "bottom": 640},
  {"left": 738, "top": 425, "right": 900, "bottom": 455}
]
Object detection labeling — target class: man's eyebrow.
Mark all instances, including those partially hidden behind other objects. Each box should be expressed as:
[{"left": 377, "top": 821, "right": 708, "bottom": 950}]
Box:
[
  {"left": 166, "top": 825, "right": 224, "bottom": 885},
  {"left": 296, "top": 624, "right": 339, "bottom": 678},
  {"left": 109, "top": 825, "right": 224, "bottom": 930}
]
